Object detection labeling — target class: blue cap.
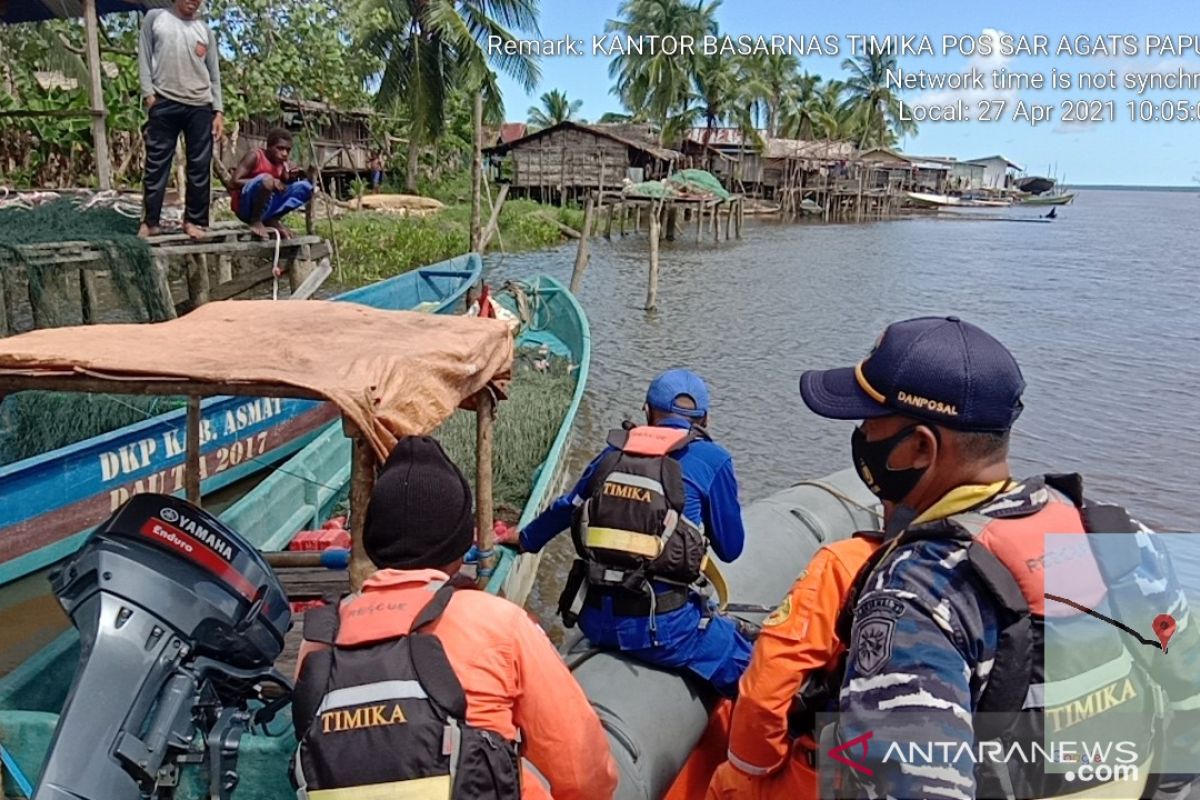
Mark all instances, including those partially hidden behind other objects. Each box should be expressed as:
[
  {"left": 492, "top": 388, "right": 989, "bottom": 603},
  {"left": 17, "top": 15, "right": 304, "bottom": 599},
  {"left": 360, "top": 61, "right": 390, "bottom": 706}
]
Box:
[
  {"left": 646, "top": 368, "right": 710, "bottom": 419},
  {"left": 799, "top": 316, "right": 1025, "bottom": 431}
]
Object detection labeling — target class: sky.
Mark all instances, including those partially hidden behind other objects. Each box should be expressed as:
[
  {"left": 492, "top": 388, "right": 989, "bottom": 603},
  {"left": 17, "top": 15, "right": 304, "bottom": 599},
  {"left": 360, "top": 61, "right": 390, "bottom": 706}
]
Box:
[{"left": 492, "top": 0, "right": 1200, "bottom": 186}]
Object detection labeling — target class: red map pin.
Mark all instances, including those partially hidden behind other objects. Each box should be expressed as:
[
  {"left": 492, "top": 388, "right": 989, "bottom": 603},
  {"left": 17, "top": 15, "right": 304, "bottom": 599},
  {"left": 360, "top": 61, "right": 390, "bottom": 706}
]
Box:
[{"left": 1153, "top": 614, "right": 1177, "bottom": 653}]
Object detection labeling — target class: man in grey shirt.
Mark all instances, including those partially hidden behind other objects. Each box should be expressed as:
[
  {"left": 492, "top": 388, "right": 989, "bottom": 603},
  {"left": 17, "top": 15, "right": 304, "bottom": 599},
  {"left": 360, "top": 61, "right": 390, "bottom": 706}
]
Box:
[{"left": 137, "top": 0, "right": 224, "bottom": 239}]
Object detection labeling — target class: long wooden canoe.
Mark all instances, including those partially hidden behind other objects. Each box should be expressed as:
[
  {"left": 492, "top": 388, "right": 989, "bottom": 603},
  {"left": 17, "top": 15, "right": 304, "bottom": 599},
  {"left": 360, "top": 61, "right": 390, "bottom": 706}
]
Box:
[{"left": 0, "top": 255, "right": 481, "bottom": 586}]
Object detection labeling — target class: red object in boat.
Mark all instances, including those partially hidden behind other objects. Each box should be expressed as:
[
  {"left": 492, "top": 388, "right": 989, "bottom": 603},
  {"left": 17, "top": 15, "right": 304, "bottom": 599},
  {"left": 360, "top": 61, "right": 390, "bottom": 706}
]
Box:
[
  {"left": 477, "top": 284, "right": 495, "bottom": 318},
  {"left": 289, "top": 598, "right": 327, "bottom": 614},
  {"left": 290, "top": 525, "right": 351, "bottom": 551}
]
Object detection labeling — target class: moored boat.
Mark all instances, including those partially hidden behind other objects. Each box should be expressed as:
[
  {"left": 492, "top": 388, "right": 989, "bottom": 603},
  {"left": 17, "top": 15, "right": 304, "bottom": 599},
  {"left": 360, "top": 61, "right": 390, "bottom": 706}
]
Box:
[
  {"left": 0, "top": 255, "right": 481, "bottom": 586},
  {"left": 1019, "top": 191, "right": 1076, "bottom": 206},
  {"left": 0, "top": 275, "right": 591, "bottom": 796},
  {"left": 1015, "top": 175, "right": 1056, "bottom": 195}
]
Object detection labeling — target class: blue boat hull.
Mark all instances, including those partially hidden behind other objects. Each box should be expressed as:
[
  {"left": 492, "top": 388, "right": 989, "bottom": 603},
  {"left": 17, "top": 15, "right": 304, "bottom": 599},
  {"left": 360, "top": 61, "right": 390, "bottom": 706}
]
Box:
[{"left": 0, "top": 257, "right": 481, "bottom": 586}]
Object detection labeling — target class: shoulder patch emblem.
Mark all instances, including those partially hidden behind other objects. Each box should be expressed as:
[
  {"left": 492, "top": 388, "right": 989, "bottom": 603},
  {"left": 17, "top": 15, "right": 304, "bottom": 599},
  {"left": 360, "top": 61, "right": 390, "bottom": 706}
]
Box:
[
  {"left": 854, "top": 617, "right": 895, "bottom": 676},
  {"left": 859, "top": 596, "right": 905, "bottom": 619},
  {"left": 763, "top": 594, "right": 792, "bottom": 627}
]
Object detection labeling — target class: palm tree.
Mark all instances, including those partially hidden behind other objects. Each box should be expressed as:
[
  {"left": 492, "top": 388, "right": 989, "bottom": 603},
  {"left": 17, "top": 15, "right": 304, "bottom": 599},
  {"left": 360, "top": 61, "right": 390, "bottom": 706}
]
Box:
[
  {"left": 840, "top": 43, "right": 916, "bottom": 149},
  {"left": 365, "top": 0, "right": 542, "bottom": 192},
  {"left": 737, "top": 51, "right": 802, "bottom": 137},
  {"left": 527, "top": 89, "right": 582, "bottom": 129},
  {"left": 606, "top": 0, "right": 719, "bottom": 141}
]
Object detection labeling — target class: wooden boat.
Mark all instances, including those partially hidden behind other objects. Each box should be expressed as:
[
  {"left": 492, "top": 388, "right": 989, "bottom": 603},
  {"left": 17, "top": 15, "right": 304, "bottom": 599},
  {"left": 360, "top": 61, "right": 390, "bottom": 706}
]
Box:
[
  {"left": 0, "top": 276, "right": 591, "bottom": 797},
  {"left": 0, "top": 255, "right": 481, "bottom": 586},
  {"left": 218, "top": 275, "right": 591, "bottom": 602},
  {"left": 1019, "top": 192, "right": 1076, "bottom": 206}
]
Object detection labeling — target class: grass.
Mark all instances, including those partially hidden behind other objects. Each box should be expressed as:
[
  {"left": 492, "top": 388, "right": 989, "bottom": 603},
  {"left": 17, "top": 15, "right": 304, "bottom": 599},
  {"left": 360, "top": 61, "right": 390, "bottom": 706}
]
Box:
[
  {"left": 322, "top": 193, "right": 585, "bottom": 287},
  {"left": 432, "top": 353, "right": 577, "bottom": 520}
]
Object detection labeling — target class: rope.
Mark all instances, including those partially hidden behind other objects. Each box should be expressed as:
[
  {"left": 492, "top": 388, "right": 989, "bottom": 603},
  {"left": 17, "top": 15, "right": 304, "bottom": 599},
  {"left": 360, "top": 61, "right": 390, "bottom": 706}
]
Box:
[
  {"left": 266, "top": 227, "right": 282, "bottom": 299},
  {"left": 789, "top": 478, "right": 884, "bottom": 522}
]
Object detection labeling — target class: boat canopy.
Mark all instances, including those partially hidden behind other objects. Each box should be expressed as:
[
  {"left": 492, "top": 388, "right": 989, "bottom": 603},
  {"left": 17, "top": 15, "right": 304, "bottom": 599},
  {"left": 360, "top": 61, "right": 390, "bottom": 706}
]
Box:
[{"left": 0, "top": 299, "right": 514, "bottom": 460}]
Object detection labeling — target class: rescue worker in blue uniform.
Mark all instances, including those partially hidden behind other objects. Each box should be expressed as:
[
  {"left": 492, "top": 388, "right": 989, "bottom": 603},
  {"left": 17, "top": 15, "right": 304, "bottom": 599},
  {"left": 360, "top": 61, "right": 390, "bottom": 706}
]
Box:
[
  {"left": 799, "top": 316, "right": 1200, "bottom": 800},
  {"left": 502, "top": 368, "right": 753, "bottom": 696}
]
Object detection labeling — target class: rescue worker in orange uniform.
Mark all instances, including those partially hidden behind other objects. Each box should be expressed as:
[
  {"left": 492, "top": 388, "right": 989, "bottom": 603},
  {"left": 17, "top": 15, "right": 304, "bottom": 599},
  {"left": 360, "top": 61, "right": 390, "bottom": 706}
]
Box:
[
  {"left": 291, "top": 436, "right": 618, "bottom": 800},
  {"left": 706, "top": 533, "right": 881, "bottom": 798}
]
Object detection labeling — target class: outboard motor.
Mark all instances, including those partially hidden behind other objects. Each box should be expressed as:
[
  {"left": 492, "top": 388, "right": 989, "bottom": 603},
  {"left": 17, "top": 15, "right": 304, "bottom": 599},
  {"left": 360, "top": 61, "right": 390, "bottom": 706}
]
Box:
[{"left": 35, "top": 493, "right": 293, "bottom": 800}]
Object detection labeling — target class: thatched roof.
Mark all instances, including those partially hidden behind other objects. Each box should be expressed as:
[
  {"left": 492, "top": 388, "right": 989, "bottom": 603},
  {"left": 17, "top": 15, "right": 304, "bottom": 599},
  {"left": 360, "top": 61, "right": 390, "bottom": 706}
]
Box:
[
  {"left": 482, "top": 121, "right": 680, "bottom": 162},
  {"left": 764, "top": 139, "right": 857, "bottom": 162}
]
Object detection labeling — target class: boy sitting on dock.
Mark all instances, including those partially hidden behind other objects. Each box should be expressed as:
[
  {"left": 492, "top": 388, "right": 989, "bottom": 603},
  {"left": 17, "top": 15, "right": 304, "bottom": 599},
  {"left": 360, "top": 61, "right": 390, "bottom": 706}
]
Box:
[{"left": 228, "top": 127, "right": 313, "bottom": 238}]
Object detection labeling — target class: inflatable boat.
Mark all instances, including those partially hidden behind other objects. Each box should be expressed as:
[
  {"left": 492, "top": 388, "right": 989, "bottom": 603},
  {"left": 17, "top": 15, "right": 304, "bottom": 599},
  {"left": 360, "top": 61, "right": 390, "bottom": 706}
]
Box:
[{"left": 565, "top": 468, "right": 882, "bottom": 799}]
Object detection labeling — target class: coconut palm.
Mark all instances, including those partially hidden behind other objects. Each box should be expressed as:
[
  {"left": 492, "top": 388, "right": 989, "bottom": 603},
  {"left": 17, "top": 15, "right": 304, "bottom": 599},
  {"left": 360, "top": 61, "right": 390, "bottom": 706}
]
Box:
[
  {"left": 527, "top": 89, "right": 582, "bottom": 129},
  {"left": 364, "top": 0, "right": 542, "bottom": 192},
  {"left": 840, "top": 44, "right": 916, "bottom": 148},
  {"left": 736, "top": 51, "right": 803, "bottom": 137},
  {"left": 606, "top": 0, "right": 719, "bottom": 140}
]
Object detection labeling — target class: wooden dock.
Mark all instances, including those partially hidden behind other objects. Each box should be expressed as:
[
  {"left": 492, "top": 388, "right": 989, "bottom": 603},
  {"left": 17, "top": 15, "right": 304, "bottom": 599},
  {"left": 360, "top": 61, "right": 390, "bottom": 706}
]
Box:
[{"left": 2, "top": 220, "right": 332, "bottom": 335}]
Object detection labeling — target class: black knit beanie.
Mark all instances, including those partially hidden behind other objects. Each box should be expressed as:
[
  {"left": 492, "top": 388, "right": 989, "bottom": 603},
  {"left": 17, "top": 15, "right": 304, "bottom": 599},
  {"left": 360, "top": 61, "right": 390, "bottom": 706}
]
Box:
[{"left": 362, "top": 436, "right": 475, "bottom": 570}]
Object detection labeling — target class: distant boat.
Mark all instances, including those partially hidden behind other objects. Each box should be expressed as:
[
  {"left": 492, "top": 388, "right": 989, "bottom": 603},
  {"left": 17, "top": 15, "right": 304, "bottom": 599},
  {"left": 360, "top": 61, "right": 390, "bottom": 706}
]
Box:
[
  {"left": 1015, "top": 176, "right": 1056, "bottom": 195},
  {"left": 1020, "top": 192, "right": 1076, "bottom": 206},
  {"left": 906, "top": 192, "right": 1012, "bottom": 209}
]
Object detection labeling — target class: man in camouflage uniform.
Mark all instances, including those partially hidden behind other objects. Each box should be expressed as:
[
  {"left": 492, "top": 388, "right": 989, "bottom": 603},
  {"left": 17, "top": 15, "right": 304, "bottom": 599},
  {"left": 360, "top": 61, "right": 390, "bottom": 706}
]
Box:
[{"left": 798, "top": 315, "right": 1200, "bottom": 800}]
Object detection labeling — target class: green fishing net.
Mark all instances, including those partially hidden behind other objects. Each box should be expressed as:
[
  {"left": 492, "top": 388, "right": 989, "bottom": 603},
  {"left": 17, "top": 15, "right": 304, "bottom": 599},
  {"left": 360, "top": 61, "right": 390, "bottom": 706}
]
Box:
[
  {"left": 0, "top": 200, "right": 178, "bottom": 466},
  {"left": 0, "top": 199, "right": 172, "bottom": 328}
]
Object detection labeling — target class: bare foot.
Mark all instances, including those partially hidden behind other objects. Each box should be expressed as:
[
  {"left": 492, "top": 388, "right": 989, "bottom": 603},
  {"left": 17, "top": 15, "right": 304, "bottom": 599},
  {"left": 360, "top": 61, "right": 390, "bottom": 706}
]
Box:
[
  {"left": 182, "top": 222, "right": 206, "bottom": 240},
  {"left": 248, "top": 221, "right": 271, "bottom": 238},
  {"left": 137, "top": 223, "right": 162, "bottom": 239},
  {"left": 265, "top": 219, "right": 294, "bottom": 239}
]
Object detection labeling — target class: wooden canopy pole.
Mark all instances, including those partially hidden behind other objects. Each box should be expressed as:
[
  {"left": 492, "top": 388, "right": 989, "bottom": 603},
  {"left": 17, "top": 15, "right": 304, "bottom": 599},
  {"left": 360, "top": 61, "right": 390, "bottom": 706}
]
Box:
[
  {"left": 185, "top": 397, "right": 201, "bottom": 504},
  {"left": 347, "top": 426, "right": 378, "bottom": 591},
  {"left": 82, "top": 0, "right": 112, "bottom": 191},
  {"left": 474, "top": 389, "right": 496, "bottom": 587}
]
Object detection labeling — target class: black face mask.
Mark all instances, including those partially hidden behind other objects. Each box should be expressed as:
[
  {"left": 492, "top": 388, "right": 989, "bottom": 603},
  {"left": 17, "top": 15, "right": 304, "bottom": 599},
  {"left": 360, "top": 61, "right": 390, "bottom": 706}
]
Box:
[{"left": 851, "top": 424, "right": 931, "bottom": 504}]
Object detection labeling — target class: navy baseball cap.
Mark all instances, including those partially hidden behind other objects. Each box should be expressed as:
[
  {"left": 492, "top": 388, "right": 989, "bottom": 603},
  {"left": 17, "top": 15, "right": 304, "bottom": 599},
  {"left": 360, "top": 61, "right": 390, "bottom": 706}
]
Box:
[
  {"left": 646, "top": 368, "right": 710, "bottom": 419},
  {"left": 799, "top": 316, "right": 1025, "bottom": 431}
]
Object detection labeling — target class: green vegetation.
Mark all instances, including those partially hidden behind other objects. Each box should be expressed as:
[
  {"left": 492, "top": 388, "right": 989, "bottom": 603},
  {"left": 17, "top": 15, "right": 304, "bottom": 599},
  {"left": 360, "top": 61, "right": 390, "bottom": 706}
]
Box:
[
  {"left": 527, "top": 90, "right": 584, "bottom": 129},
  {"left": 324, "top": 198, "right": 584, "bottom": 287},
  {"left": 433, "top": 354, "right": 576, "bottom": 519}
]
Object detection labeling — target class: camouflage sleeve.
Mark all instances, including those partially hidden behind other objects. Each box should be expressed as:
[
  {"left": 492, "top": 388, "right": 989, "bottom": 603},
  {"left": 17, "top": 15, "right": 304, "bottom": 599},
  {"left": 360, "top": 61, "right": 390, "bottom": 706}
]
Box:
[{"left": 836, "top": 540, "right": 999, "bottom": 800}]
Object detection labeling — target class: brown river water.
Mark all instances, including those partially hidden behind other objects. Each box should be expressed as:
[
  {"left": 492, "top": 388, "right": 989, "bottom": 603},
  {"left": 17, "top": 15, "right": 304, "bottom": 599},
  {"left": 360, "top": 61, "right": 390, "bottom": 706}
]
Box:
[{"left": 4, "top": 188, "right": 1199, "bottom": 668}]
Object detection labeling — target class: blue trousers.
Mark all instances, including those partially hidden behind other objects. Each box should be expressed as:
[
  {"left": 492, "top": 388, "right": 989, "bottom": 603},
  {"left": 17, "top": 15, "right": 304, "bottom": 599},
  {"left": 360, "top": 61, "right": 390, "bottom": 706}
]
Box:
[
  {"left": 236, "top": 175, "right": 313, "bottom": 223},
  {"left": 579, "top": 597, "right": 753, "bottom": 697}
]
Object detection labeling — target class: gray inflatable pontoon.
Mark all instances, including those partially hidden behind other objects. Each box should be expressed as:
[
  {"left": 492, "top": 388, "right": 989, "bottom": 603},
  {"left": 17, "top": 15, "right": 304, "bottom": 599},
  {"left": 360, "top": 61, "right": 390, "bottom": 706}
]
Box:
[{"left": 563, "top": 468, "right": 881, "bottom": 800}]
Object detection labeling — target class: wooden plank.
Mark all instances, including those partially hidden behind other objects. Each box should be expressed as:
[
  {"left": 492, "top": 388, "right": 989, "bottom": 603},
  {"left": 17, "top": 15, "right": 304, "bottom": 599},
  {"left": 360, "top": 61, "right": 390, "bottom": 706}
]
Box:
[
  {"left": 0, "top": 373, "right": 327, "bottom": 400},
  {"left": 154, "top": 235, "right": 325, "bottom": 257},
  {"left": 174, "top": 263, "right": 276, "bottom": 314}
]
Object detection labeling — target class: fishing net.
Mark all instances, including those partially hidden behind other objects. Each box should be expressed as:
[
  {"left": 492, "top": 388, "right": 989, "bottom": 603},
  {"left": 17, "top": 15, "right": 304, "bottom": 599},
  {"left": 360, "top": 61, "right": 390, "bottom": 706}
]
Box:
[
  {"left": 0, "top": 198, "right": 172, "bottom": 329},
  {"left": 622, "top": 169, "right": 733, "bottom": 202},
  {"left": 0, "top": 199, "right": 178, "bottom": 466}
]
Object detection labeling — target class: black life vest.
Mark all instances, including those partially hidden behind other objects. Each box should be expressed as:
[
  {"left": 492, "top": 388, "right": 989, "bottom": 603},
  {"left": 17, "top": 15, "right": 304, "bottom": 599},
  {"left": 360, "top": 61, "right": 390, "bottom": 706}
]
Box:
[
  {"left": 291, "top": 584, "right": 521, "bottom": 799},
  {"left": 832, "top": 474, "right": 1159, "bottom": 800},
  {"left": 571, "top": 424, "right": 708, "bottom": 583}
]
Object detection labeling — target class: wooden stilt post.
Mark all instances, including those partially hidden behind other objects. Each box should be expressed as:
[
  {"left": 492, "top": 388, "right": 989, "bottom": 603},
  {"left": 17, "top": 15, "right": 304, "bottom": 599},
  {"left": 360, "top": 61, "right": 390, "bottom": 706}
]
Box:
[
  {"left": 735, "top": 198, "right": 744, "bottom": 238},
  {"left": 152, "top": 256, "right": 178, "bottom": 320},
  {"left": 696, "top": 202, "right": 703, "bottom": 243},
  {"left": 725, "top": 202, "right": 733, "bottom": 240},
  {"left": 619, "top": 202, "right": 626, "bottom": 236},
  {"left": 634, "top": 205, "right": 641, "bottom": 232},
  {"left": 79, "top": 268, "right": 99, "bottom": 324},
  {"left": 604, "top": 202, "right": 615, "bottom": 239},
  {"left": 646, "top": 200, "right": 661, "bottom": 311},
  {"left": 0, "top": 269, "right": 9, "bottom": 336},
  {"left": 475, "top": 389, "right": 496, "bottom": 588},
  {"left": 348, "top": 429, "right": 378, "bottom": 591},
  {"left": 217, "top": 255, "right": 233, "bottom": 284},
  {"left": 185, "top": 396, "right": 201, "bottom": 505},
  {"left": 713, "top": 201, "right": 720, "bottom": 242},
  {"left": 186, "top": 254, "right": 210, "bottom": 308},
  {"left": 666, "top": 205, "right": 677, "bottom": 241},
  {"left": 82, "top": 0, "right": 111, "bottom": 191},
  {"left": 569, "top": 193, "right": 595, "bottom": 294}
]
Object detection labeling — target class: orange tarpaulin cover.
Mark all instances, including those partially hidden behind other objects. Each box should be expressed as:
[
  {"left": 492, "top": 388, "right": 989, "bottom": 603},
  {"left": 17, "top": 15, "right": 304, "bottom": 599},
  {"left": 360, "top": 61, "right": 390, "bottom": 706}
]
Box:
[{"left": 0, "top": 300, "right": 514, "bottom": 460}]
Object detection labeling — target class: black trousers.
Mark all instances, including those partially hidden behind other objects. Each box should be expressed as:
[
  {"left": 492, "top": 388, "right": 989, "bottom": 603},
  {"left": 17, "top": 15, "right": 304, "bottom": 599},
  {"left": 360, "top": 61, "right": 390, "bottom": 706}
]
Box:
[{"left": 142, "top": 98, "right": 214, "bottom": 227}]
